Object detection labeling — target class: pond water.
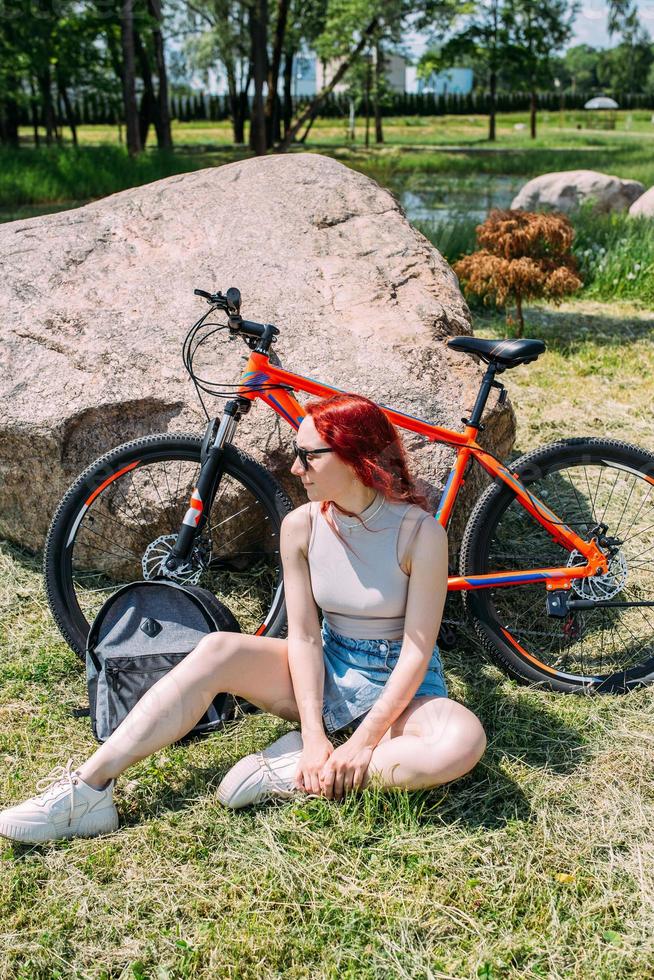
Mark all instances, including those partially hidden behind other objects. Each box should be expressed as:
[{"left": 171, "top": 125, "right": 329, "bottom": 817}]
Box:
[{"left": 394, "top": 174, "right": 525, "bottom": 224}]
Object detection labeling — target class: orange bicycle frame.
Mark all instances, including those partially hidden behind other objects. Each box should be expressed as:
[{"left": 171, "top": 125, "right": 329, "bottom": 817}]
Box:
[{"left": 236, "top": 351, "right": 610, "bottom": 592}]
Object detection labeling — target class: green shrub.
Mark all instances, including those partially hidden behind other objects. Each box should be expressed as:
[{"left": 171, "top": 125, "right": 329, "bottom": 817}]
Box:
[{"left": 571, "top": 205, "right": 654, "bottom": 305}]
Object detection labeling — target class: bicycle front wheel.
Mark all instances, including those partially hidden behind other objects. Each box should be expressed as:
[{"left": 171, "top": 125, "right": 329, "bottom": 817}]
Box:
[
  {"left": 44, "top": 433, "right": 294, "bottom": 660},
  {"left": 461, "top": 438, "right": 654, "bottom": 693}
]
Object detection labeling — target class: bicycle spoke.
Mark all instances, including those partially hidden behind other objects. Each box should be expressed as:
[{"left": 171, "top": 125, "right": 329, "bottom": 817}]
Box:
[{"left": 616, "top": 482, "right": 654, "bottom": 544}]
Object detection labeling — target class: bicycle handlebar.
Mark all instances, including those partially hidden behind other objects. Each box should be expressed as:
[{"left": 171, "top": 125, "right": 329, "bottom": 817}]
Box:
[{"left": 193, "top": 286, "right": 280, "bottom": 347}]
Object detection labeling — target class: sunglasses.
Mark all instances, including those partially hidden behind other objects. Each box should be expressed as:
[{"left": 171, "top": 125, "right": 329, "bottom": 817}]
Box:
[{"left": 292, "top": 439, "right": 334, "bottom": 470}]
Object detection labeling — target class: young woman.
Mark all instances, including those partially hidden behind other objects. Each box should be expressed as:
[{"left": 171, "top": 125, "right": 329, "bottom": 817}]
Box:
[{"left": 0, "top": 394, "right": 486, "bottom": 843}]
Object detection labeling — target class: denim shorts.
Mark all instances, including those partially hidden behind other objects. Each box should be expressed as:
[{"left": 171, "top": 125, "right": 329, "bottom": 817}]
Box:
[{"left": 321, "top": 619, "right": 448, "bottom": 735}]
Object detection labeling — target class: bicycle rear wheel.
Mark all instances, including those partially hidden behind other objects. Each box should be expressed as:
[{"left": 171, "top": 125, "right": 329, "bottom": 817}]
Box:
[
  {"left": 44, "top": 433, "right": 294, "bottom": 661},
  {"left": 461, "top": 438, "right": 654, "bottom": 693}
]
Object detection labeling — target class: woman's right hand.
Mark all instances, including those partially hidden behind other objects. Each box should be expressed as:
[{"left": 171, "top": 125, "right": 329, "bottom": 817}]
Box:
[{"left": 295, "top": 733, "right": 334, "bottom": 796}]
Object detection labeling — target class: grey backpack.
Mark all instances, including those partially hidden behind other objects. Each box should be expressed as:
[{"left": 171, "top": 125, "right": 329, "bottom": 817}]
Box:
[{"left": 86, "top": 580, "right": 242, "bottom": 743}]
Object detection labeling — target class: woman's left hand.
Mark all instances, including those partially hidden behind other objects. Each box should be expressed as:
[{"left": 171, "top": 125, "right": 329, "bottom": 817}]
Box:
[{"left": 318, "top": 738, "right": 374, "bottom": 799}]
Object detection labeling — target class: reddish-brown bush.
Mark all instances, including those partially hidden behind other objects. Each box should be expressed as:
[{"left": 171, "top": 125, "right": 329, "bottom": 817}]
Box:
[{"left": 453, "top": 209, "right": 583, "bottom": 336}]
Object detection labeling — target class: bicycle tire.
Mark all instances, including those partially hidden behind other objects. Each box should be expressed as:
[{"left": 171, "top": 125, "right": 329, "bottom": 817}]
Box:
[
  {"left": 43, "top": 433, "right": 295, "bottom": 662},
  {"left": 460, "top": 437, "right": 654, "bottom": 693}
]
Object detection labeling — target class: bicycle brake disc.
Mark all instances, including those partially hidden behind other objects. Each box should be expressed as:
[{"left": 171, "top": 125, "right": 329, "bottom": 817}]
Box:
[
  {"left": 566, "top": 548, "right": 628, "bottom": 601},
  {"left": 142, "top": 533, "right": 210, "bottom": 585}
]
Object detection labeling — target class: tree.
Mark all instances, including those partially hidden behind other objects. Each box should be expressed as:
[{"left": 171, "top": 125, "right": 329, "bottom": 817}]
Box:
[
  {"left": 0, "top": 1, "right": 30, "bottom": 145},
  {"left": 182, "top": 0, "right": 251, "bottom": 144},
  {"left": 265, "top": 0, "right": 290, "bottom": 144},
  {"left": 278, "top": 0, "right": 465, "bottom": 151},
  {"left": 181, "top": 0, "right": 324, "bottom": 153},
  {"left": 248, "top": 0, "right": 268, "bottom": 153},
  {"left": 607, "top": 0, "right": 647, "bottom": 46},
  {"left": 453, "top": 209, "right": 582, "bottom": 336},
  {"left": 598, "top": 40, "right": 654, "bottom": 94},
  {"left": 419, "top": 0, "right": 511, "bottom": 142},
  {"left": 277, "top": 14, "right": 378, "bottom": 150},
  {"left": 503, "top": 0, "right": 577, "bottom": 139},
  {"left": 120, "top": 0, "right": 142, "bottom": 154},
  {"left": 147, "top": 0, "right": 173, "bottom": 148},
  {"left": 0, "top": 0, "right": 112, "bottom": 147},
  {"left": 563, "top": 44, "right": 600, "bottom": 93}
]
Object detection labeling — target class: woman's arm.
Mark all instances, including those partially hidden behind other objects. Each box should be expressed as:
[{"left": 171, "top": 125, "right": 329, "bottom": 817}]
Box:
[
  {"left": 348, "top": 516, "right": 449, "bottom": 749},
  {"left": 279, "top": 506, "right": 328, "bottom": 742}
]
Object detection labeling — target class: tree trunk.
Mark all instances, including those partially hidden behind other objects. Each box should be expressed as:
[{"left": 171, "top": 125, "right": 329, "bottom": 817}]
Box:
[
  {"left": 0, "top": 82, "right": 20, "bottom": 146},
  {"left": 529, "top": 88, "right": 537, "bottom": 139},
  {"left": 58, "top": 81, "right": 78, "bottom": 146},
  {"left": 488, "top": 68, "right": 497, "bottom": 142},
  {"left": 0, "top": 21, "right": 20, "bottom": 145},
  {"left": 225, "top": 59, "right": 248, "bottom": 144},
  {"left": 265, "top": 0, "right": 288, "bottom": 148},
  {"left": 248, "top": 0, "right": 268, "bottom": 155},
  {"left": 55, "top": 92, "right": 64, "bottom": 143},
  {"left": 134, "top": 28, "right": 154, "bottom": 148},
  {"left": 29, "top": 76, "right": 40, "bottom": 147},
  {"left": 364, "top": 54, "right": 371, "bottom": 149},
  {"left": 39, "top": 66, "right": 55, "bottom": 144},
  {"left": 120, "top": 0, "right": 142, "bottom": 156},
  {"left": 298, "top": 109, "right": 317, "bottom": 143},
  {"left": 147, "top": 0, "right": 173, "bottom": 149},
  {"left": 104, "top": 25, "right": 125, "bottom": 147},
  {"left": 374, "top": 39, "right": 384, "bottom": 144},
  {"left": 277, "top": 18, "right": 378, "bottom": 152},
  {"left": 282, "top": 49, "right": 294, "bottom": 138}
]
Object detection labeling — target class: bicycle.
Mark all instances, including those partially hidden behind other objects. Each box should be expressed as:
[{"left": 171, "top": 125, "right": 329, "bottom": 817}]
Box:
[{"left": 44, "top": 286, "right": 654, "bottom": 700}]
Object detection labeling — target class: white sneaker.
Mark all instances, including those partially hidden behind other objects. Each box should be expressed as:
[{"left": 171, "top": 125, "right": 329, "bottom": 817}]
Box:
[
  {"left": 216, "top": 730, "right": 306, "bottom": 809},
  {"left": 0, "top": 759, "right": 119, "bottom": 844}
]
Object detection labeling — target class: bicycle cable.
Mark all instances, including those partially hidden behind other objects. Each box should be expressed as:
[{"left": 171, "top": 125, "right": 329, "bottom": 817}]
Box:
[{"left": 182, "top": 305, "right": 296, "bottom": 420}]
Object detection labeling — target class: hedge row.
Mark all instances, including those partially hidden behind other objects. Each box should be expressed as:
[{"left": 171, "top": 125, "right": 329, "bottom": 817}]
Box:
[{"left": 20, "top": 88, "right": 654, "bottom": 127}]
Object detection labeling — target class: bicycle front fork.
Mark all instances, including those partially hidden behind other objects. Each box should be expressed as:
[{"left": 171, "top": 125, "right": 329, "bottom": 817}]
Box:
[{"left": 163, "top": 398, "right": 251, "bottom": 574}]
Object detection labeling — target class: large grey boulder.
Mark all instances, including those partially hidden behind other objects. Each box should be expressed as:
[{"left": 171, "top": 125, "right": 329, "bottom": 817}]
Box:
[
  {"left": 1, "top": 152, "right": 514, "bottom": 552},
  {"left": 629, "top": 186, "right": 654, "bottom": 217},
  {"left": 511, "top": 170, "right": 644, "bottom": 214}
]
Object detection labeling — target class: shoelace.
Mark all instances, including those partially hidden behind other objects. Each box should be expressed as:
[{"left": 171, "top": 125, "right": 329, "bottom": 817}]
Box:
[
  {"left": 35, "top": 758, "right": 78, "bottom": 826},
  {"left": 260, "top": 751, "right": 302, "bottom": 798}
]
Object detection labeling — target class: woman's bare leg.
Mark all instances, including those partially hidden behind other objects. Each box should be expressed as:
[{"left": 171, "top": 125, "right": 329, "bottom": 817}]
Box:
[
  {"left": 359, "top": 696, "right": 487, "bottom": 792},
  {"left": 77, "top": 633, "right": 300, "bottom": 788}
]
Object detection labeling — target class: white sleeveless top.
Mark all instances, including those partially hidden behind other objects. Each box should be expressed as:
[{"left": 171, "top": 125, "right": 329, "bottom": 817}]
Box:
[{"left": 306, "top": 491, "right": 432, "bottom": 640}]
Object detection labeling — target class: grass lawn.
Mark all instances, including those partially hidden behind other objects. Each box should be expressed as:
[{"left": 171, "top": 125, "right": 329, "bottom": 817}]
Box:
[{"left": 1, "top": 299, "right": 653, "bottom": 978}]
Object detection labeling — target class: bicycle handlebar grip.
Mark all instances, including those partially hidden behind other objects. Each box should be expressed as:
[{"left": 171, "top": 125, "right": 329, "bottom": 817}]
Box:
[{"left": 194, "top": 288, "right": 213, "bottom": 300}]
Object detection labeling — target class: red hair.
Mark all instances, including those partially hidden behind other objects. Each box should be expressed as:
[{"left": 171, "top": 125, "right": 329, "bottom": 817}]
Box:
[{"left": 303, "top": 392, "right": 431, "bottom": 552}]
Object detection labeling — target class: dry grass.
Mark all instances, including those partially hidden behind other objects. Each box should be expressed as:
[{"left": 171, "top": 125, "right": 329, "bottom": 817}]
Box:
[{"left": 1, "top": 299, "right": 654, "bottom": 978}]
